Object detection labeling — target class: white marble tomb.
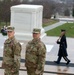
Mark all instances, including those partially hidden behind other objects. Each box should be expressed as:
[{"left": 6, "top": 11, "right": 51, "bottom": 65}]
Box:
[{"left": 10, "top": 4, "right": 46, "bottom": 41}]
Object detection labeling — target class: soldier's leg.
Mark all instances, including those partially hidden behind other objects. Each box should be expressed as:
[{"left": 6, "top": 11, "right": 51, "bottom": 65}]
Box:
[
  {"left": 57, "top": 56, "right": 62, "bottom": 63},
  {"left": 4, "top": 68, "right": 11, "bottom": 75},
  {"left": 26, "top": 67, "right": 36, "bottom": 75},
  {"left": 54, "top": 56, "right": 62, "bottom": 64},
  {"left": 12, "top": 67, "right": 19, "bottom": 75},
  {"left": 63, "top": 56, "right": 70, "bottom": 65},
  {"left": 38, "top": 69, "right": 44, "bottom": 75},
  {"left": 4, "top": 67, "right": 19, "bottom": 75}
]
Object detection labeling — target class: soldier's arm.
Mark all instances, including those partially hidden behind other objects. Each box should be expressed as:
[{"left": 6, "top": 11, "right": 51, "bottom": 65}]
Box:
[
  {"left": 57, "top": 41, "right": 61, "bottom": 44},
  {"left": 2, "top": 41, "right": 6, "bottom": 68},
  {"left": 13, "top": 42, "right": 22, "bottom": 69},
  {"left": 2, "top": 49, "right": 5, "bottom": 68},
  {"left": 64, "top": 38, "right": 67, "bottom": 48},
  {"left": 57, "top": 38, "right": 61, "bottom": 44},
  {"left": 37, "top": 43, "right": 46, "bottom": 71}
]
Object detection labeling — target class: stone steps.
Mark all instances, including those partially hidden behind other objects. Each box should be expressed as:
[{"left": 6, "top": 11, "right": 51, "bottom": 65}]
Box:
[{"left": 0, "top": 61, "right": 74, "bottom": 75}]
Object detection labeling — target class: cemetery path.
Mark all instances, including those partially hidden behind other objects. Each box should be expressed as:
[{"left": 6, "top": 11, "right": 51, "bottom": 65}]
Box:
[
  {"left": 44, "top": 21, "right": 66, "bottom": 32},
  {"left": 44, "top": 18, "right": 74, "bottom": 32}
]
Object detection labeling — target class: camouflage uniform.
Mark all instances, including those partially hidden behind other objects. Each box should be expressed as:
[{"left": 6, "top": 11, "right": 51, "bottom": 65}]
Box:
[
  {"left": 25, "top": 28, "right": 46, "bottom": 75},
  {"left": 2, "top": 26, "right": 22, "bottom": 75}
]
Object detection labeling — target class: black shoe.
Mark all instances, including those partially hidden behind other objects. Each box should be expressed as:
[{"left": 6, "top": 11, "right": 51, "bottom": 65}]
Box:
[
  {"left": 66, "top": 60, "right": 70, "bottom": 65},
  {"left": 54, "top": 61, "right": 60, "bottom": 64}
]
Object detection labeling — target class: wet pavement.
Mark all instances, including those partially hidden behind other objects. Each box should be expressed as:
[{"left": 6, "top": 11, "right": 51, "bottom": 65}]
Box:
[{"left": 0, "top": 34, "right": 74, "bottom": 75}]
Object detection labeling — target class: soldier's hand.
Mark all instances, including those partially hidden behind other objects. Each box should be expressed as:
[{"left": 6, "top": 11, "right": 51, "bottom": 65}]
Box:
[
  {"left": 35, "top": 69, "right": 41, "bottom": 74},
  {"left": 11, "top": 70, "right": 14, "bottom": 73},
  {"left": 57, "top": 39, "right": 59, "bottom": 41},
  {"left": 56, "top": 39, "right": 59, "bottom": 43},
  {"left": 2, "top": 62, "right": 5, "bottom": 68}
]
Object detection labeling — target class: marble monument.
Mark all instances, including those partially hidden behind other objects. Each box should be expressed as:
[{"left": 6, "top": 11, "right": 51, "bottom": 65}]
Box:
[{"left": 10, "top": 4, "right": 46, "bottom": 41}]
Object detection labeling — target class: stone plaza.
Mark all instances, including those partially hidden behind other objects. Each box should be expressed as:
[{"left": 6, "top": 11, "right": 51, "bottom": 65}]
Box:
[{"left": 0, "top": 33, "right": 74, "bottom": 75}]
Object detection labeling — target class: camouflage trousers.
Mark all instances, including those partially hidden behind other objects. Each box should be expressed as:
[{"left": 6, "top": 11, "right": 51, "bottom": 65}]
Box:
[
  {"left": 26, "top": 67, "right": 43, "bottom": 75},
  {"left": 4, "top": 67, "right": 19, "bottom": 75}
]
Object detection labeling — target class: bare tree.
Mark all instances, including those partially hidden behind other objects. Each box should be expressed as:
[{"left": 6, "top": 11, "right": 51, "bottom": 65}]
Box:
[
  {"left": 64, "top": 8, "right": 70, "bottom": 16},
  {"left": 0, "top": 0, "right": 21, "bottom": 26},
  {"left": 23, "top": 0, "right": 56, "bottom": 19}
]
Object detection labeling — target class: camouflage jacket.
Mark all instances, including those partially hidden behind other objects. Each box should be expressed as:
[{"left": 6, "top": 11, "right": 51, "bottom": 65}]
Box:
[
  {"left": 25, "top": 38, "right": 46, "bottom": 70},
  {"left": 3, "top": 36, "right": 22, "bottom": 69}
]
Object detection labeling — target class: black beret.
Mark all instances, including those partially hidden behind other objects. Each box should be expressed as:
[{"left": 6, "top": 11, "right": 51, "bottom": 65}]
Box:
[{"left": 61, "top": 29, "right": 66, "bottom": 32}]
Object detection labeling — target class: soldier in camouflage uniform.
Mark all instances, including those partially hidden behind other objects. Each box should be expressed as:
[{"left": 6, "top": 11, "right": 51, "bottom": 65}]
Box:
[
  {"left": 25, "top": 28, "right": 46, "bottom": 75},
  {"left": 2, "top": 26, "right": 22, "bottom": 75}
]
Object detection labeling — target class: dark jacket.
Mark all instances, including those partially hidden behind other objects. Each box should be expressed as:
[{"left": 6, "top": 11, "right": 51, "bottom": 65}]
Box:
[{"left": 57, "top": 35, "right": 68, "bottom": 56}]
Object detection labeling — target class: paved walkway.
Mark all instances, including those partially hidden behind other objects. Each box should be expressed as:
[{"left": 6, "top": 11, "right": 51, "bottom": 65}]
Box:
[
  {"left": 44, "top": 21, "right": 66, "bottom": 32},
  {"left": 44, "top": 17, "right": 74, "bottom": 32}
]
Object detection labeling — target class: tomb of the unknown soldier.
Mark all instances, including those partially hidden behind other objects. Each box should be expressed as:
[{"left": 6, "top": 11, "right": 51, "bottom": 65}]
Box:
[
  {"left": 0, "top": 4, "right": 74, "bottom": 75},
  {"left": 10, "top": 4, "right": 46, "bottom": 41}
]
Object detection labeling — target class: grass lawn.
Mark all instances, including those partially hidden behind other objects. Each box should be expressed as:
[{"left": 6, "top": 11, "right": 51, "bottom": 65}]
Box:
[
  {"left": 46, "top": 23, "right": 74, "bottom": 38},
  {"left": 43, "top": 19, "right": 59, "bottom": 27},
  {"left": 0, "top": 22, "right": 9, "bottom": 28}
]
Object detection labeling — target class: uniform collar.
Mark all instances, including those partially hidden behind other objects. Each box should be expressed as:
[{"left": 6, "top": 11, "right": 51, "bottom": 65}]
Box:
[
  {"left": 5, "top": 36, "right": 15, "bottom": 43},
  {"left": 8, "top": 36, "right": 15, "bottom": 40},
  {"left": 32, "top": 38, "right": 40, "bottom": 43}
]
